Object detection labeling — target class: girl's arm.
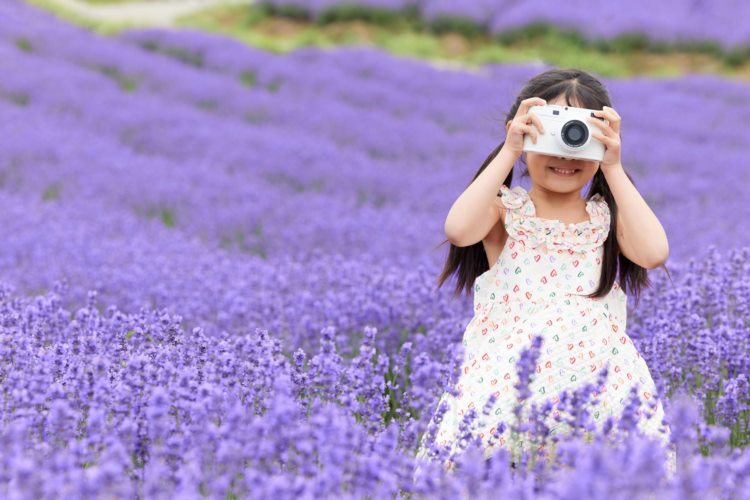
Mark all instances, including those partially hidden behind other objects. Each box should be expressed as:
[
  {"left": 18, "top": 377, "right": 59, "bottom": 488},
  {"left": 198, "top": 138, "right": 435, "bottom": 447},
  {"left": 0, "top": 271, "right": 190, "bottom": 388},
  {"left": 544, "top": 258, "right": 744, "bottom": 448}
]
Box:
[
  {"left": 444, "top": 146, "right": 518, "bottom": 247},
  {"left": 446, "top": 97, "right": 545, "bottom": 247},
  {"left": 588, "top": 106, "right": 668, "bottom": 270},
  {"left": 602, "top": 164, "right": 669, "bottom": 269}
]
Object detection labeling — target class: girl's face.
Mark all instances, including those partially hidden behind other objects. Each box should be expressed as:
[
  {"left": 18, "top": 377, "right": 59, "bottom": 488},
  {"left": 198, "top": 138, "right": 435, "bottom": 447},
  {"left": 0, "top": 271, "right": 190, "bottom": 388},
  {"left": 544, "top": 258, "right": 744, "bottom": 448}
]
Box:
[{"left": 513, "top": 94, "right": 601, "bottom": 193}]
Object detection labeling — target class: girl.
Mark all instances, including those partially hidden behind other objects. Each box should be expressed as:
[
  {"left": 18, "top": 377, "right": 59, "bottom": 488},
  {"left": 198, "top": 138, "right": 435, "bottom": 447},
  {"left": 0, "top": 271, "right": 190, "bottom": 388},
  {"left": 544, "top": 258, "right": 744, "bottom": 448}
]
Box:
[{"left": 415, "top": 68, "right": 677, "bottom": 477}]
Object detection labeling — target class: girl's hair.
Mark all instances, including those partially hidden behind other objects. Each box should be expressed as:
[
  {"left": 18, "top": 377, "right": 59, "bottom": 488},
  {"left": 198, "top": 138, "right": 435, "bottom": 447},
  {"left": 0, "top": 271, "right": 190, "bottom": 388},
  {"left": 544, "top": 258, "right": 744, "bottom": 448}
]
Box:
[{"left": 435, "top": 67, "right": 671, "bottom": 310}]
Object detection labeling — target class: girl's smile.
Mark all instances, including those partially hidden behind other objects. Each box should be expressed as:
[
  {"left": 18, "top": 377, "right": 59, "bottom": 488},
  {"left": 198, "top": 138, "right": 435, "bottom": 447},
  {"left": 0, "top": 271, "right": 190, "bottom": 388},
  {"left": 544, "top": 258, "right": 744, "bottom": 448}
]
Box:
[{"left": 548, "top": 165, "right": 582, "bottom": 176}]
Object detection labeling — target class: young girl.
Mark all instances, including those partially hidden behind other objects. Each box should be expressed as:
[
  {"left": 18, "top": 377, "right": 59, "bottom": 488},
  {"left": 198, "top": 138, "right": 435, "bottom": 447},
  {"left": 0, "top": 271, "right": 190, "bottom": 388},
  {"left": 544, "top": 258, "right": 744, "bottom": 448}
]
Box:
[{"left": 415, "top": 68, "right": 677, "bottom": 477}]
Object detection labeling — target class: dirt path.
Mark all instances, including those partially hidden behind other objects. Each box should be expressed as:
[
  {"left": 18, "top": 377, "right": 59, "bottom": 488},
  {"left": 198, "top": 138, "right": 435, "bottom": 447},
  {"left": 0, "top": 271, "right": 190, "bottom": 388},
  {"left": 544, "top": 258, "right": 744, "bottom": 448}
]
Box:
[{"left": 39, "top": 0, "right": 253, "bottom": 26}]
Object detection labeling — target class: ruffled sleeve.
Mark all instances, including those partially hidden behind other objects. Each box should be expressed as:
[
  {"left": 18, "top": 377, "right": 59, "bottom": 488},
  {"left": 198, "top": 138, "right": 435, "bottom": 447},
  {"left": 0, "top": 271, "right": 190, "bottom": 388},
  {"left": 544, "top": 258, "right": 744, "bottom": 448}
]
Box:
[
  {"left": 498, "top": 184, "right": 526, "bottom": 211},
  {"left": 498, "top": 184, "right": 611, "bottom": 252}
]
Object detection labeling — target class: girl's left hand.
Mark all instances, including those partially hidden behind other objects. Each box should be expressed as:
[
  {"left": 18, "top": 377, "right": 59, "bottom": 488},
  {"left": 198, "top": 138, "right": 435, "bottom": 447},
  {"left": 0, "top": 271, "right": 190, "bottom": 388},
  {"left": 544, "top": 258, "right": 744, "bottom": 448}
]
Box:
[{"left": 587, "top": 106, "right": 622, "bottom": 170}]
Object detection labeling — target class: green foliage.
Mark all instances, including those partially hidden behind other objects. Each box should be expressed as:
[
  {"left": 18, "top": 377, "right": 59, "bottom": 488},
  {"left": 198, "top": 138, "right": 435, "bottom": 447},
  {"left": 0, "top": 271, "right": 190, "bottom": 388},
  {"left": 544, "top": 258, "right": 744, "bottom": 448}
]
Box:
[
  {"left": 429, "top": 15, "right": 485, "bottom": 38},
  {"left": 676, "top": 39, "right": 725, "bottom": 57},
  {"left": 382, "top": 335, "right": 417, "bottom": 426},
  {"left": 657, "top": 41, "right": 680, "bottom": 55},
  {"left": 42, "top": 184, "right": 61, "bottom": 201},
  {"left": 494, "top": 22, "right": 554, "bottom": 44},
  {"left": 28, "top": 0, "right": 750, "bottom": 81},
  {"left": 15, "top": 37, "right": 33, "bottom": 52},
  {"left": 160, "top": 209, "right": 176, "bottom": 228},
  {"left": 0, "top": 88, "right": 29, "bottom": 106},
  {"left": 220, "top": 227, "right": 267, "bottom": 258},
  {"left": 317, "top": 4, "right": 402, "bottom": 27},
  {"left": 608, "top": 32, "right": 651, "bottom": 53},
  {"left": 124, "top": 329, "right": 155, "bottom": 342},
  {"left": 173, "top": 4, "right": 750, "bottom": 80},
  {"left": 164, "top": 46, "right": 204, "bottom": 68},
  {"left": 356, "top": 187, "right": 387, "bottom": 207},
  {"left": 8, "top": 92, "right": 29, "bottom": 106},
  {"left": 257, "top": 1, "right": 310, "bottom": 21},
  {"left": 547, "top": 47, "right": 627, "bottom": 77},
  {"left": 245, "top": 109, "right": 268, "bottom": 124},
  {"left": 197, "top": 99, "right": 218, "bottom": 110},
  {"left": 240, "top": 69, "right": 257, "bottom": 87},
  {"left": 266, "top": 77, "right": 283, "bottom": 93},
  {"left": 137, "top": 40, "right": 204, "bottom": 68},
  {"left": 142, "top": 206, "right": 177, "bottom": 228},
  {"left": 139, "top": 40, "right": 160, "bottom": 52},
  {"left": 240, "top": 4, "right": 270, "bottom": 27},
  {"left": 91, "top": 64, "right": 139, "bottom": 92},
  {"left": 131, "top": 451, "right": 145, "bottom": 469},
  {"left": 120, "top": 79, "right": 138, "bottom": 92},
  {"left": 725, "top": 47, "right": 750, "bottom": 68}
]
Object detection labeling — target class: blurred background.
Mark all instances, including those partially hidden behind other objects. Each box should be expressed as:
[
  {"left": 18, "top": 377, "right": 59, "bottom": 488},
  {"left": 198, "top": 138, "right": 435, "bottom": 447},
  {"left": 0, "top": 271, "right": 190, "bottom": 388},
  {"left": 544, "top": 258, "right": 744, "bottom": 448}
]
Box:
[
  {"left": 7, "top": 0, "right": 747, "bottom": 336},
  {"left": 0, "top": 0, "right": 749, "bottom": 496}
]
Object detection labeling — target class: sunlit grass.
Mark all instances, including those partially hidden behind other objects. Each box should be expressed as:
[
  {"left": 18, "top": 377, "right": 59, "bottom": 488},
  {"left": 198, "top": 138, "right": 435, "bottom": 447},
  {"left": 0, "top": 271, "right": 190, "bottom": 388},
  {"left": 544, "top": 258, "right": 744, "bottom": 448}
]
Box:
[
  {"left": 81, "top": 0, "right": 147, "bottom": 4},
  {"left": 26, "top": 0, "right": 142, "bottom": 34},
  {"left": 175, "top": 4, "right": 749, "bottom": 79},
  {"left": 23, "top": 0, "right": 750, "bottom": 80}
]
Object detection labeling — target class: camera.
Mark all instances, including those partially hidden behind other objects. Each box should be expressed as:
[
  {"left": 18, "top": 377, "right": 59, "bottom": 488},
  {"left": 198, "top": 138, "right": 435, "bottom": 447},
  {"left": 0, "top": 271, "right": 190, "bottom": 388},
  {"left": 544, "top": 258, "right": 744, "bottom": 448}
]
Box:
[{"left": 522, "top": 104, "right": 608, "bottom": 162}]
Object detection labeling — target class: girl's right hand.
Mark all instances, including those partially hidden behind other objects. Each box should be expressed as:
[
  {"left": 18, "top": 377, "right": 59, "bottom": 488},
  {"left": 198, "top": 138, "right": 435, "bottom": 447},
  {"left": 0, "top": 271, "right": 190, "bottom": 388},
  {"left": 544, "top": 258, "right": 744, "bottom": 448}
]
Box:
[{"left": 502, "top": 97, "right": 547, "bottom": 157}]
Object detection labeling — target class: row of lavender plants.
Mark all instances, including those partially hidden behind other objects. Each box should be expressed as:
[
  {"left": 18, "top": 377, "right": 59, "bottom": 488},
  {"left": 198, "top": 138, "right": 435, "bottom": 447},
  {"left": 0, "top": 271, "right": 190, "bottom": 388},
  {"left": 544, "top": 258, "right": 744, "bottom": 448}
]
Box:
[
  {"left": 0, "top": 0, "right": 748, "bottom": 496},
  {"left": 1, "top": 279, "right": 746, "bottom": 497},
  {"left": 257, "top": 0, "right": 750, "bottom": 55}
]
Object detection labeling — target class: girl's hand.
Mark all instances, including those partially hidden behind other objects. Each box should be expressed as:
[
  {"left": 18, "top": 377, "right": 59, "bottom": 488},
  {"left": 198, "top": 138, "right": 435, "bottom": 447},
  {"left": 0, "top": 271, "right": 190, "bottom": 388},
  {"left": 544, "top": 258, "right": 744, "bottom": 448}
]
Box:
[
  {"left": 503, "top": 97, "right": 547, "bottom": 158},
  {"left": 588, "top": 106, "right": 622, "bottom": 170}
]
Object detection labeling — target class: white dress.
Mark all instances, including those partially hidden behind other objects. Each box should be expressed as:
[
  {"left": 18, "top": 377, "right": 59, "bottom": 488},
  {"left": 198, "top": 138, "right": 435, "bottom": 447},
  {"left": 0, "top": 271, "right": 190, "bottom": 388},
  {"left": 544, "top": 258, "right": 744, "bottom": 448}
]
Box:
[{"left": 415, "top": 184, "right": 676, "bottom": 475}]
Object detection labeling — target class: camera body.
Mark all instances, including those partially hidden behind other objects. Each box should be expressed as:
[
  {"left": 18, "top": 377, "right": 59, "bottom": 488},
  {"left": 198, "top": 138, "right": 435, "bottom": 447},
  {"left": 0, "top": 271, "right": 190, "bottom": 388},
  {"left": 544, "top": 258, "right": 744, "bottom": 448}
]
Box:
[{"left": 522, "top": 104, "right": 608, "bottom": 162}]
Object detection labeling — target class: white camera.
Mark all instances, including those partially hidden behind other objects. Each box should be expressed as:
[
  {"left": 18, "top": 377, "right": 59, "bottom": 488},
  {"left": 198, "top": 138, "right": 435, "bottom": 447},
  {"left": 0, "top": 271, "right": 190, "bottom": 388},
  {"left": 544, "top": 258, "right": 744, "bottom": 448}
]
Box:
[{"left": 522, "top": 104, "right": 608, "bottom": 162}]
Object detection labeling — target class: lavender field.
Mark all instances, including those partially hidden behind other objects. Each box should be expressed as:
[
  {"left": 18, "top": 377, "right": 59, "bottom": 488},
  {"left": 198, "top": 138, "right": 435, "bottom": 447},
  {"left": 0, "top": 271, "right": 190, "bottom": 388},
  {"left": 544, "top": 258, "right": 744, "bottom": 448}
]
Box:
[
  {"left": 1, "top": 0, "right": 749, "bottom": 497},
  {"left": 260, "top": 0, "right": 750, "bottom": 52}
]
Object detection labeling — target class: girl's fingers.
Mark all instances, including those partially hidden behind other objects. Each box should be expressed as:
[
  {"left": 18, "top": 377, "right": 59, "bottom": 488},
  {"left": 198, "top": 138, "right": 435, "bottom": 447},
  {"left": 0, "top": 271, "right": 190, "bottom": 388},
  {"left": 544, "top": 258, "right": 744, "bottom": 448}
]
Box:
[
  {"left": 531, "top": 113, "right": 546, "bottom": 134},
  {"left": 588, "top": 116, "right": 614, "bottom": 136},
  {"left": 593, "top": 108, "right": 621, "bottom": 134},
  {"left": 603, "top": 106, "right": 620, "bottom": 119},
  {"left": 519, "top": 112, "right": 536, "bottom": 125},
  {"left": 593, "top": 132, "right": 619, "bottom": 151},
  {"left": 592, "top": 132, "right": 610, "bottom": 144},
  {"left": 593, "top": 107, "right": 620, "bottom": 120},
  {"left": 518, "top": 97, "right": 546, "bottom": 116},
  {"left": 517, "top": 124, "right": 537, "bottom": 143}
]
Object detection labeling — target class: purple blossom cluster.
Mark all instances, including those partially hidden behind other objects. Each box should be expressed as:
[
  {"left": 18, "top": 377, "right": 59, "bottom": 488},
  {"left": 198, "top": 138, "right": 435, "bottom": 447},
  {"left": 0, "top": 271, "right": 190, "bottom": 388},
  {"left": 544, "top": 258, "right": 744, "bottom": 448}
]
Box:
[
  {"left": 0, "top": 0, "right": 749, "bottom": 497},
  {"left": 1, "top": 278, "right": 748, "bottom": 497},
  {"left": 260, "top": 0, "right": 750, "bottom": 50},
  {"left": 628, "top": 247, "right": 750, "bottom": 448}
]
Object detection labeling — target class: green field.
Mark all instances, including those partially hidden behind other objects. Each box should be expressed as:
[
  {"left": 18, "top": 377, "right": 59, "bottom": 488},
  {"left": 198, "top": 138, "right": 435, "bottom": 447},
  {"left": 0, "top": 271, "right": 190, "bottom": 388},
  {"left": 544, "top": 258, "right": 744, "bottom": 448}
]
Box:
[{"left": 26, "top": 0, "right": 750, "bottom": 80}]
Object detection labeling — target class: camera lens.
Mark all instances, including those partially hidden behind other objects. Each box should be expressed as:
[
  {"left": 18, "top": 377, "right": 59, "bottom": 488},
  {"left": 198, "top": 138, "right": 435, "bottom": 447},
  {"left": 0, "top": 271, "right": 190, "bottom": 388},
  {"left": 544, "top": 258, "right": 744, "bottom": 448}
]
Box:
[{"left": 561, "top": 120, "right": 588, "bottom": 147}]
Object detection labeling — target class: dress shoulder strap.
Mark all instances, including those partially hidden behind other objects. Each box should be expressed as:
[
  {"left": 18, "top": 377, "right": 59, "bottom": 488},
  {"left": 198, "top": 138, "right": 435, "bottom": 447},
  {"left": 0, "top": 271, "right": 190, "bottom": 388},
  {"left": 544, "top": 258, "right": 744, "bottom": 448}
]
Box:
[
  {"left": 498, "top": 184, "right": 534, "bottom": 216},
  {"left": 587, "top": 193, "right": 611, "bottom": 228}
]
